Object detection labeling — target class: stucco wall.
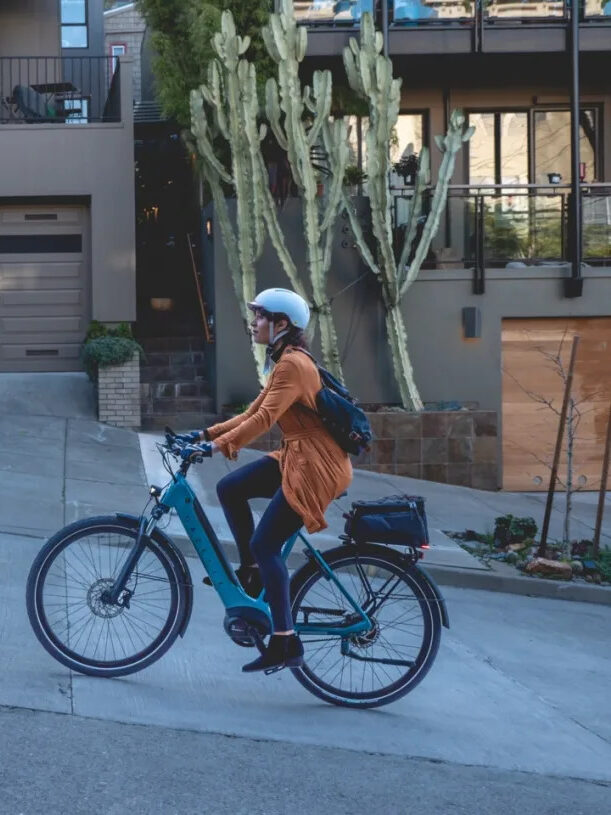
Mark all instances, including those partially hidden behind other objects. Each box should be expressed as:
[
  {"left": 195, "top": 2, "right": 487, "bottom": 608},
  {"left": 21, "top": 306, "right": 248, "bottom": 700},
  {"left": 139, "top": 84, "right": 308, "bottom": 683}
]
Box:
[
  {"left": 0, "top": 58, "right": 136, "bottom": 323},
  {"left": 0, "top": 0, "right": 60, "bottom": 57}
]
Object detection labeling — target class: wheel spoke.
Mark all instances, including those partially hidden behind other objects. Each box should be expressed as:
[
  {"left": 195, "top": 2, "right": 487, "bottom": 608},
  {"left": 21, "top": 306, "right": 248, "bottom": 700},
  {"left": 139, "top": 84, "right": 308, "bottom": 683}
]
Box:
[
  {"left": 34, "top": 525, "right": 179, "bottom": 671},
  {"left": 292, "top": 553, "right": 439, "bottom": 705}
]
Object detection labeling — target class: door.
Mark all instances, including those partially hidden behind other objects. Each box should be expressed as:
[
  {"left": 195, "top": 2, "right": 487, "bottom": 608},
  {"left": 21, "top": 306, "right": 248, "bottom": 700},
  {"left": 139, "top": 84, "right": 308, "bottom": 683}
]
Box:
[
  {"left": 0, "top": 205, "right": 90, "bottom": 372},
  {"left": 502, "top": 317, "right": 611, "bottom": 491}
]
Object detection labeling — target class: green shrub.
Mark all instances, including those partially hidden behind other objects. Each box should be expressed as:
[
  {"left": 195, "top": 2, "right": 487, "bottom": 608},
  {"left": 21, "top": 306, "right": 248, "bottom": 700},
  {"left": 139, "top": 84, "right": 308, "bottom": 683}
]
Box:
[
  {"left": 82, "top": 337, "right": 142, "bottom": 381},
  {"left": 85, "top": 320, "right": 133, "bottom": 342},
  {"left": 494, "top": 514, "right": 538, "bottom": 545}
]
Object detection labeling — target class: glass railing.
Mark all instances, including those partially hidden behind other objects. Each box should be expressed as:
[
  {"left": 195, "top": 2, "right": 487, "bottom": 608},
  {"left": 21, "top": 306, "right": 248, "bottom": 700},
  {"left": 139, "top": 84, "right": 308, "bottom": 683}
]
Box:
[
  {"left": 392, "top": 0, "right": 473, "bottom": 21},
  {"left": 391, "top": 184, "right": 611, "bottom": 269},
  {"left": 388, "top": 0, "right": 611, "bottom": 23},
  {"left": 293, "top": 0, "right": 374, "bottom": 24},
  {"left": 485, "top": 0, "right": 566, "bottom": 19}
]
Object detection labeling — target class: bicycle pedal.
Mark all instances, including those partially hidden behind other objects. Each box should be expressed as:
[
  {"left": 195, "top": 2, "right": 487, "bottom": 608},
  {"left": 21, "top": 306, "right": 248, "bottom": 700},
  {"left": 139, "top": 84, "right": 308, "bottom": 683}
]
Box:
[{"left": 264, "top": 664, "right": 286, "bottom": 676}]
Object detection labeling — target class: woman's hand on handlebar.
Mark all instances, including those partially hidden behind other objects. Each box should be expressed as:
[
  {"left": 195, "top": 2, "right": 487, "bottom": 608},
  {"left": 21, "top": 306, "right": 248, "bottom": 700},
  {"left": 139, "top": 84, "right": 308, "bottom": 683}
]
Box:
[
  {"left": 179, "top": 442, "right": 217, "bottom": 462},
  {"left": 174, "top": 430, "right": 204, "bottom": 444}
]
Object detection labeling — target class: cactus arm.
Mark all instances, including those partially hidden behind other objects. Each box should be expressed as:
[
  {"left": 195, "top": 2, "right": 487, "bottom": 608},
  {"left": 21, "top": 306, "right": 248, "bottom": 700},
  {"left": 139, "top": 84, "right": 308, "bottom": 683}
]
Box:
[
  {"left": 341, "top": 194, "right": 382, "bottom": 283},
  {"left": 397, "top": 147, "right": 430, "bottom": 284},
  {"left": 265, "top": 78, "right": 288, "bottom": 152},
  {"left": 306, "top": 71, "right": 332, "bottom": 148},
  {"left": 400, "top": 110, "right": 472, "bottom": 297},
  {"left": 190, "top": 89, "right": 233, "bottom": 184}
]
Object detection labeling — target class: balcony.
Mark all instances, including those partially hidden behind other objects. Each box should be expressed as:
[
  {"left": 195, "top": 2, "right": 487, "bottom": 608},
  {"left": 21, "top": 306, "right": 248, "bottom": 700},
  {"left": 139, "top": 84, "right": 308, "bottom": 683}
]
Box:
[
  {"left": 0, "top": 56, "right": 121, "bottom": 124},
  {"left": 390, "top": 183, "right": 611, "bottom": 290},
  {"left": 294, "top": 0, "right": 611, "bottom": 56}
]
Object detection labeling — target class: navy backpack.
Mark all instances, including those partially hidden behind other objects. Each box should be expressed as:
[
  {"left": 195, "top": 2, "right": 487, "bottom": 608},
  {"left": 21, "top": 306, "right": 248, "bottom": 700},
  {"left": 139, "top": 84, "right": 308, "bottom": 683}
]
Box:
[{"left": 295, "top": 350, "right": 372, "bottom": 456}]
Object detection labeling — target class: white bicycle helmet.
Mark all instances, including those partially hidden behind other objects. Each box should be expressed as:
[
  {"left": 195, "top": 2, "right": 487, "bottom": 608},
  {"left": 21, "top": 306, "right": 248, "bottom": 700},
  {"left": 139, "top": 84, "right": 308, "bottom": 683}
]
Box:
[{"left": 247, "top": 288, "right": 310, "bottom": 331}]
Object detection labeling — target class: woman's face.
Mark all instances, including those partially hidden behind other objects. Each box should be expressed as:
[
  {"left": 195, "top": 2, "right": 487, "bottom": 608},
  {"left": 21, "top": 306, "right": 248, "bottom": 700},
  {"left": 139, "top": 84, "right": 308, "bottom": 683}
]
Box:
[
  {"left": 250, "top": 309, "right": 287, "bottom": 345},
  {"left": 250, "top": 309, "right": 271, "bottom": 345}
]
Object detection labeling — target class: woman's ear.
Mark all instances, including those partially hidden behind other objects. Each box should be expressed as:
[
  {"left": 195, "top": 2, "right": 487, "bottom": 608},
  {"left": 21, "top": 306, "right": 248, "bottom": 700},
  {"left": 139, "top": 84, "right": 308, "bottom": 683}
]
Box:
[{"left": 276, "top": 317, "right": 289, "bottom": 333}]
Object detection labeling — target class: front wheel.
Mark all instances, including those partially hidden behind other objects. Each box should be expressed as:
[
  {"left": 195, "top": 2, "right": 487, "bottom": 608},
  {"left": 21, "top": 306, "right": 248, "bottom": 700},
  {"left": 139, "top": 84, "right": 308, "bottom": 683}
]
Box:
[
  {"left": 290, "top": 544, "right": 443, "bottom": 708},
  {"left": 26, "top": 516, "right": 186, "bottom": 677}
]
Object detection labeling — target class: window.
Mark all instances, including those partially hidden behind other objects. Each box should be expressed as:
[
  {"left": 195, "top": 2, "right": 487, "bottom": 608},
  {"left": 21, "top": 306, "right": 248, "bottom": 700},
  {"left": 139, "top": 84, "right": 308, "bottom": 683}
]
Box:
[
  {"left": 0, "top": 234, "right": 82, "bottom": 253},
  {"left": 534, "top": 109, "right": 598, "bottom": 185},
  {"left": 467, "top": 107, "right": 599, "bottom": 185},
  {"left": 61, "top": 0, "right": 88, "bottom": 49},
  {"left": 110, "top": 44, "right": 127, "bottom": 72}
]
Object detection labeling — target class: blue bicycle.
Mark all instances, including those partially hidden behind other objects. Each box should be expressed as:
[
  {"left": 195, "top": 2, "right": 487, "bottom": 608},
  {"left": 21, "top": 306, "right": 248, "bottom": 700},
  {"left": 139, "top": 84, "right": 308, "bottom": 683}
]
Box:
[{"left": 26, "top": 428, "right": 448, "bottom": 708}]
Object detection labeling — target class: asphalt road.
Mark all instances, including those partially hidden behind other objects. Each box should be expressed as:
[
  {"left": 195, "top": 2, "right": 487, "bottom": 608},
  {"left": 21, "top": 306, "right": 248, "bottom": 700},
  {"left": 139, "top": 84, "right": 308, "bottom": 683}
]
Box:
[{"left": 1, "top": 706, "right": 608, "bottom": 815}]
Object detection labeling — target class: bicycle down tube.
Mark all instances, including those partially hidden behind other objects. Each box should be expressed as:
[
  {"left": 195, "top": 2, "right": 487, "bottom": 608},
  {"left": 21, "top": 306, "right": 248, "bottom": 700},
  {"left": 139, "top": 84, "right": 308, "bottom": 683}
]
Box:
[{"left": 137, "top": 473, "right": 372, "bottom": 638}]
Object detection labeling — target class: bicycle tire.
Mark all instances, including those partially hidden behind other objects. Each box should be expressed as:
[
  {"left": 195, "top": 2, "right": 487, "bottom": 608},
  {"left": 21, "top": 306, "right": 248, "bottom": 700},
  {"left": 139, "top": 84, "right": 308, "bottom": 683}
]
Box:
[
  {"left": 290, "top": 544, "right": 442, "bottom": 709},
  {"left": 26, "top": 516, "right": 186, "bottom": 678}
]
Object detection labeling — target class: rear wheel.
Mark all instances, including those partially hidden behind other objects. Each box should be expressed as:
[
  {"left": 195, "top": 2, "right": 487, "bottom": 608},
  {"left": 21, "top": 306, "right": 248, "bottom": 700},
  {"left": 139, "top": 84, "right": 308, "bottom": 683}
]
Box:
[
  {"left": 290, "top": 544, "right": 442, "bottom": 708},
  {"left": 26, "top": 517, "right": 185, "bottom": 677}
]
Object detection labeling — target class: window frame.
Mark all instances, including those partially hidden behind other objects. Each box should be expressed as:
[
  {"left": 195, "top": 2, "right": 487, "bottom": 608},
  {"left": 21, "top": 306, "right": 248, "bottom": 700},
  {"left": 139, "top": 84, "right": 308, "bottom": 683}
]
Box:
[
  {"left": 109, "top": 42, "right": 128, "bottom": 71},
  {"left": 466, "top": 105, "right": 603, "bottom": 186},
  {"left": 61, "top": 0, "right": 89, "bottom": 50}
]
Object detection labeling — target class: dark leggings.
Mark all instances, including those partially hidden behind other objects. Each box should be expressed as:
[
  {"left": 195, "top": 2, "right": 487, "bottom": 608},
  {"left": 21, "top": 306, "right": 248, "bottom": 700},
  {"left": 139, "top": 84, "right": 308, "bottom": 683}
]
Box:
[{"left": 216, "top": 456, "right": 303, "bottom": 632}]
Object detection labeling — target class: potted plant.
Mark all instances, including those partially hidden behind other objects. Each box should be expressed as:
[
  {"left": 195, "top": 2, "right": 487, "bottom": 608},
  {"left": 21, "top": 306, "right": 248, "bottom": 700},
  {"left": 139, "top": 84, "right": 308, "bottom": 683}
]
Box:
[
  {"left": 343, "top": 164, "right": 367, "bottom": 194},
  {"left": 81, "top": 320, "right": 142, "bottom": 382},
  {"left": 393, "top": 153, "right": 419, "bottom": 186}
]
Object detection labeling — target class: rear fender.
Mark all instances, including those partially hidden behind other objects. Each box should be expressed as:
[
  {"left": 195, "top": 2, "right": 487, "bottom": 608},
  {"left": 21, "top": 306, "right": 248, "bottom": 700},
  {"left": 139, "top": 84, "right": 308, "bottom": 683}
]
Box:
[
  {"left": 115, "top": 513, "right": 194, "bottom": 637},
  {"left": 415, "top": 564, "right": 450, "bottom": 629}
]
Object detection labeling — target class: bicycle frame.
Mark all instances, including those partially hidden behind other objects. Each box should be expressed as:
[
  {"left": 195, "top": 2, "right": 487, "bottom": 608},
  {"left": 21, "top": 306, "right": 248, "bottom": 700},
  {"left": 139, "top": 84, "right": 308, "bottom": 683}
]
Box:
[{"left": 124, "top": 471, "right": 371, "bottom": 638}]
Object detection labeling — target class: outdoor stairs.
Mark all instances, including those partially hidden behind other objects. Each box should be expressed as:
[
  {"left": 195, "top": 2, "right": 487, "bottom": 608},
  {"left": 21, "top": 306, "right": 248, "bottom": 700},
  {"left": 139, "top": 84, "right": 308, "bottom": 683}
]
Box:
[{"left": 138, "top": 336, "right": 221, "bottom": 431}]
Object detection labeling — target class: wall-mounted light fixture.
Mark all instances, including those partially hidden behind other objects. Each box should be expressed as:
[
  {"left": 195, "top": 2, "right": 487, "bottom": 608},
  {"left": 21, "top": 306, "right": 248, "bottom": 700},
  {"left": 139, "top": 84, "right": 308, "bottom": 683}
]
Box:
[
  {"left": 205, "top": 218, "right": 213, "bottom": 239},
  {"left": 462, "top": 306, "right": 481, "bottom": 339}
]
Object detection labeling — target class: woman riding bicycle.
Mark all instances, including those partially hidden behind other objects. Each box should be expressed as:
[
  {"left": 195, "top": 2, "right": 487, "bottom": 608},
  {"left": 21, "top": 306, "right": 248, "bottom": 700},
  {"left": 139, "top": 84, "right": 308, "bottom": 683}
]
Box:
[{"left": 187, "top": 288, "right": 352, "bottom": 674}]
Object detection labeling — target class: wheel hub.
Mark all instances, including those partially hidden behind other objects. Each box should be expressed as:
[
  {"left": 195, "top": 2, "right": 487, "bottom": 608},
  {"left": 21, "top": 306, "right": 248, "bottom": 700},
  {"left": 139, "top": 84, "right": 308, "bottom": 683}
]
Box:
[
  {"left": 87, "top": 579, "right": 125, "bottom": 619},
  {"left": 350, "top": 617, "right": 380, "bottom": 649}
]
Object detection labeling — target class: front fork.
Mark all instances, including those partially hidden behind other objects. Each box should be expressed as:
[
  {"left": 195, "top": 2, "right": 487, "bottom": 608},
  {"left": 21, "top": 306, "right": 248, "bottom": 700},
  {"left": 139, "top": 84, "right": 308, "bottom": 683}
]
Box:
[{"left": 107, "top": 513, "right": 159, "bottom": 605}]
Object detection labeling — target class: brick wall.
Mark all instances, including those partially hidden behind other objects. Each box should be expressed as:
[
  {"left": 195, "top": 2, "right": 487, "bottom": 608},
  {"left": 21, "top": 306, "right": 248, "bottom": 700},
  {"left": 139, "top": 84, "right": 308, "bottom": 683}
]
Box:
[
  {"left": 243, "top": 410, "right": 499, "bottom": 491},
  {"left": 98, "top": 355, "right": 142, "bottom": 429},
  {"left": 104, "top": 6, "right": 146, "bottom": 102}
]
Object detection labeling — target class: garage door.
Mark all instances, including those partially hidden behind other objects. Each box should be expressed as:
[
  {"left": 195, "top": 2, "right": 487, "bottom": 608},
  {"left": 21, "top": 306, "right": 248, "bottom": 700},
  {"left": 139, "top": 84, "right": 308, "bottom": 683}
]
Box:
[
  {"left": 0, "top": 205, "right": 89, "bottom": 372},
  {"left": 502, "top": 317, "right": 611, "bottom": 491}
]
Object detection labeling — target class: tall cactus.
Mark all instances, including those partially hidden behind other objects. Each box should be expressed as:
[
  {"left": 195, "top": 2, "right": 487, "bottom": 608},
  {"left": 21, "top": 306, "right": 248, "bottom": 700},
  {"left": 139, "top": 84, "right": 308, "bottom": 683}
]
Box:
[
  {"left": 343, "top": 13, "right": 473, "bottom": 410},
  {"left": 190, "top": 12, "right": 268, "bottom": 379},
  {"left": 191, "top": 9, "right": 338, "bottom": 380},
  {"left": 262, "top": 0, "right": 350, "bottom": 382}
]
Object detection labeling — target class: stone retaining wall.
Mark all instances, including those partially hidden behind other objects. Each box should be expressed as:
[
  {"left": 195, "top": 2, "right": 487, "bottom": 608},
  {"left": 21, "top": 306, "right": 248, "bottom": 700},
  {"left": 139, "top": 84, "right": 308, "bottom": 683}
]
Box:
[
  {"left": 98, "top": 355, "right": 141, "bottom": 429},
  {"left": 244, "top": 410, "right": 499, "bottom": 490}
]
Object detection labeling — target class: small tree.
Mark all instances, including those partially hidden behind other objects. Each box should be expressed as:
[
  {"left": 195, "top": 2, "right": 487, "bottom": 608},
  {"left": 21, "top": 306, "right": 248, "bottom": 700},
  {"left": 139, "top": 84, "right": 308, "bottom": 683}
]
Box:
[{"left": 504, "top": 334, "right": 601, "bottom": 556}]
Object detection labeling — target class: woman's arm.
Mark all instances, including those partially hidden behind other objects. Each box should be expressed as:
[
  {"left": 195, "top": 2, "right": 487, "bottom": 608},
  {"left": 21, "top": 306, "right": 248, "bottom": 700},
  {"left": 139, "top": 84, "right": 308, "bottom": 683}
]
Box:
[
  {"left": 213, "top": 357, "right": 300, "bottom": 459},
  {"left": 206, "top": 386, "right": 268, "bottom": 441}
]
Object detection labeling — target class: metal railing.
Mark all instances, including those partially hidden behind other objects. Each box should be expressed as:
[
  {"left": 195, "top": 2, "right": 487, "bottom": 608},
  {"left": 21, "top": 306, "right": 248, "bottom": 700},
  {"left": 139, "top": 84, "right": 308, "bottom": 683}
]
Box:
[
  {"left": 0, "top": 56, "right": 121, "bottom": 125},
  {"left": 391, "top": 183, "right": 611, "bottom": 289},
  {"left": 289, "top": 0, "right": 611, "bottom": 26}
]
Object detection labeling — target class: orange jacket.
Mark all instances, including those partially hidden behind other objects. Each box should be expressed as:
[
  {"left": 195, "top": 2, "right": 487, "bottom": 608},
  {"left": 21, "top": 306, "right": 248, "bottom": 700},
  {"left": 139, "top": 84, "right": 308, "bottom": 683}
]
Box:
[{"left": 207, "top": 347, "right": 352, "bottom": 533}]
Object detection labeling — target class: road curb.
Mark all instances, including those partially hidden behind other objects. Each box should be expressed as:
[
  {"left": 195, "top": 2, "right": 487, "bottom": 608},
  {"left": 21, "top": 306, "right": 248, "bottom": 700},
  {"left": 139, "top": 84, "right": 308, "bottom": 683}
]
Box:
[{"left": 170, "top": 533, "right": 611, "bottom": 607}]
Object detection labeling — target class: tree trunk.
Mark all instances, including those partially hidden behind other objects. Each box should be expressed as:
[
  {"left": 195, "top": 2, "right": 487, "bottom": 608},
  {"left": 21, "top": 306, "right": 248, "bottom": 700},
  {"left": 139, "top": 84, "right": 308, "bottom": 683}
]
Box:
[
  {"left": 386, "top": 304, "right": 423, "bottom": 411},
  {"left": 564, "top": 399, "right": 575, "bottom": 554}
]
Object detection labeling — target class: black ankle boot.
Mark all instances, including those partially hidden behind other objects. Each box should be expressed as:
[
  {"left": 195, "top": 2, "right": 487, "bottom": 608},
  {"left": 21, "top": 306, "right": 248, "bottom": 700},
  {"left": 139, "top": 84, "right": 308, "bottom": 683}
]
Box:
[
  {"left": 242, "top": 634, "right": 304, "bottom": 674},
  {"left": 203, "top": 565, "right": 263, "bottom": 598}
]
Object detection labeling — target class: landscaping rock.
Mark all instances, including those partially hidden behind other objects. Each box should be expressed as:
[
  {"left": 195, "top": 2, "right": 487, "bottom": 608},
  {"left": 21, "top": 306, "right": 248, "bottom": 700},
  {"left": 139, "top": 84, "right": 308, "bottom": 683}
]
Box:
[
  {"left": 525, "top": 558, "right": 572, "bottom": 581},
  {"left": 571, "top": 560, "right": 585, "bottom": 576},
  {"left": 505, "top": 551, "right": 519, "bottom": 565}
]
